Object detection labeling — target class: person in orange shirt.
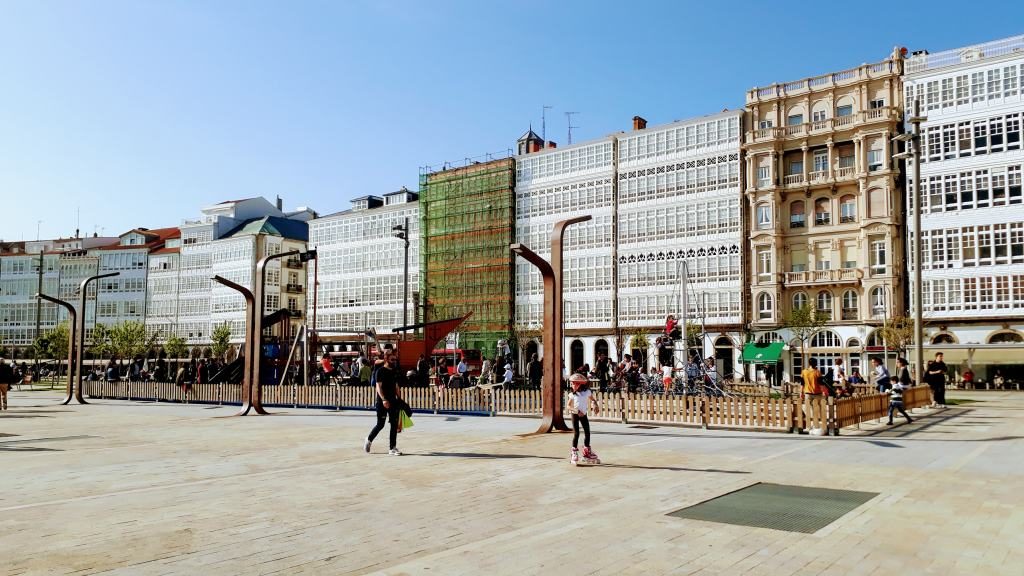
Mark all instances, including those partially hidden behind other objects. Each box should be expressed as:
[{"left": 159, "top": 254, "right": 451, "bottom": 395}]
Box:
[{"left": 801, "top": 358, "right": 827, "bottom": 434}]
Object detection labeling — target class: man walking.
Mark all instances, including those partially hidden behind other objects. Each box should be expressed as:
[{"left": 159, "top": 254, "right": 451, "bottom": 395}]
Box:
[
  {"left": 0, "top": 357, "right": 16, "bottom": 410},
  {"left": 801, "top": 358, "right": 827, "bottom": 435},
  {"left": 364, "top": 349, "right": 403, "bottom": 456},
  {"left": 926, "top": 352, "right": 948, "bottom": 408},
  {"left": 527, "top": 353, "right": 542, "bottom": 389}
]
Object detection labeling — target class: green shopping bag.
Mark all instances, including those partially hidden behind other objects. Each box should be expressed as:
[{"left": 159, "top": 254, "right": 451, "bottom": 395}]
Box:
[{"left": 400, "top": 410, "right": 414, "bottom": 430}]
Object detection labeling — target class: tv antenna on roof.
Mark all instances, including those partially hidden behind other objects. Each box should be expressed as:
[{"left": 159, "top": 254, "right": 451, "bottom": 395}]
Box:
[
  {"left": 565, "top": 111, "right": 579, "bottom": 145},
  {"left": 542, "top": 105, "right": 552, "bottom": 143}
]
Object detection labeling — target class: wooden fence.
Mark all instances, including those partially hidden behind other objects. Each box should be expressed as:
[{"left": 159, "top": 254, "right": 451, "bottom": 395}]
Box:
[{"left": 82, "top": 382, "right": 934, "bottom": 435}]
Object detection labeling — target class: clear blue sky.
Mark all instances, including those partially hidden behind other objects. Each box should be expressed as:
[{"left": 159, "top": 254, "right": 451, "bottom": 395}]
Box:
[{"left": 1, "top": 0, "right": 1021, "bottom": 241}]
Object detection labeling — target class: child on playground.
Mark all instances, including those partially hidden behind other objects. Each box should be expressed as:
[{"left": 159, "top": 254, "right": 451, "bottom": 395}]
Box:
[{"left": 568, "top": 373, "right": 601, "bottom": 465}]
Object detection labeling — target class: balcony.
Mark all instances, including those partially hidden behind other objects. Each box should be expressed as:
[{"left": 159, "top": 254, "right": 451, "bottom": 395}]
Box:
[
  {"left": 288, "top": 309, "right": 303, "bottom": 318},
  {"left": 783, "top": 268, "right": 862, "bottom": 286},
  {"left": 784, "top": 174, "right": 805, "bottom": 186},
  {"left": 747, "top": 59, "right": 897, "bottom": 103},
  {"left": 284, "top": 283, "right": 304, "bottom": 294},
  {"left": 841, "top": 308, "right": 859, "bottom": 321},
  {"left": 745, "top": 107, "right": 897, "bottom": 143},
  {"left": 809, "top": 170, "right": 827, "bottom": 184},
  {"left": 835, "top": 166, "right": 855, "bottom": 180},
  {"left": 868, "top": 265, "right": 890, "bottom": 278},
  {"left": 285, "top": 259, "right": 303, "bottom": 269}
]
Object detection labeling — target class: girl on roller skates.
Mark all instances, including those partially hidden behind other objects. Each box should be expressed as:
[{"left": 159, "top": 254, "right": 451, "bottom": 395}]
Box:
[{"left": 568, "top": 373, "right": 601, "bottom": 465}]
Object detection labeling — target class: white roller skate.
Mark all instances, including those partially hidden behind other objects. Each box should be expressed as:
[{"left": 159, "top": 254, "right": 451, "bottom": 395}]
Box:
[
  {"left": 570, "top": 448, "right": 580, "bottom": 466},
  {"left": 581, "top": 447, "right": 601, "bottom": 465}
]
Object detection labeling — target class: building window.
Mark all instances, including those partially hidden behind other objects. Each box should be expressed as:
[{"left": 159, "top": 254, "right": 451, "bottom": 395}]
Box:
[
  {"left": 816, "top": 290, "right": 833, "bottom": 320},
  {"left": 793, "top": 291, "right": 808, "bottom": 310},
  {"left": 788, "top": 159, "right": 803, "bottom": 176},
  {"left": 870, "top": 99, "right": 885, "bottom": 109},
  {"left": 757, "top": 249, "right": 772, "bottom": 280},
  {"left": 870, "top": 240, "right": 887, "bottom": 274},
  {"left": 840, "top": 195, "right": 856, "bottom": 223},
  {"left": 868, "top": 148, "right": 884, "bottom": 171},
  {"left": 815, "top": 244, "right": 831, "bottom": 271},
  {"left": 870, "top": 286, "right": 887, "bottom": 317},
  {"left": 837, "top": 105, "right": 854, "bottom": 117},
  {"left": 757, "top": 166, "right": 770, "bottom": 188},
  {"left": 758, "top": 120, "right": 773, "bottom": 129},
  {"left": 758, "top": 292, "right": 773, "bottom": 320},
  {"left": 814, "top": 198, "right": 831, "bottom": 225},
  {"left": 842, "top": 290, "right": 858, "bottom": 320},
  {"left": 756, "top": 204, "right": 772, "bottom": 229},
  {"left": 790, "top": 201, "right": 806, "bottom": 228},
  {"left": 810, "top": 330, "right": 842, "bottom": 348},
  {"left": 812, "top": 110, "right": 827, "bottom": 122},
  {"left": 813, "top": 150, "right": 828, "bottom": 174},
  {"left": 787, "top": 114, "right": 804, "bottom": 126},
  {"left": 791, "top": 247, "right": 808, "bottom": 272}
]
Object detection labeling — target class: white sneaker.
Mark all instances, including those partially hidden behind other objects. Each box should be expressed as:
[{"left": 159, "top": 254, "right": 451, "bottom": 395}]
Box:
[
  {"left": 363, "top": 439, "right": 371, "bottom": 453},
  {"left": 388, "top": 448, "right": 403, "bottom": 456}
]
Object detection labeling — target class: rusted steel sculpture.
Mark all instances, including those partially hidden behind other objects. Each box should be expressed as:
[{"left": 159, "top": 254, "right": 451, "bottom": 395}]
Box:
[
  {"left": 510, "top": 214, "right": 591, "bottom": 433},
  {"left": 35, "top": 293, "right": 76, "bottom": 405},
  {"left": 212, "top": 275, "right": 263, "bottom": 415},
  {"left": 73, "top": 272, "right": 120, "bottom": 405}
]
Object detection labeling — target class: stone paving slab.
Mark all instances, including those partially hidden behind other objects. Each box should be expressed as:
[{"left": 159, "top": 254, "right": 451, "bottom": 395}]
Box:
[{"left": 1, "top": 391, "right": 1022, "bottom": 575}]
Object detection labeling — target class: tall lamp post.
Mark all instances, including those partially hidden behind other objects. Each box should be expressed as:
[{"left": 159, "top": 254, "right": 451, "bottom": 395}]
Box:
[
  {"left": 392, "top": 218, "right": 410, "bottom": 335},
  {"left": 894, "top": 98, "right": 927, "bottom": 379},
  {"left": 75, "top": 272, "right": 120, "bottom": 403}
]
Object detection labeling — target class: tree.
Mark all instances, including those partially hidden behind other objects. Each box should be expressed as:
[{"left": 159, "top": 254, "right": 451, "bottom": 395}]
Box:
[
  {"left": 880, "top": 316, "right": 915, "bottom": 356},
  {"left": 47, "top": 322, "right": 71, "bottom": 377},
  {"left": 109, "top": 321, "right": 159, "bottom": 361},
  {"left": 783, "top": 304, "right": 830, "bottom": 359},
  {"left": 89, "top": 323, "right": 112, "bottom": 360},
  {"left": 164, "top": 334, "right": 188, "bottom": 375},
  {"left": 211, "top": 323, "right": 232, "bottom": 362}
]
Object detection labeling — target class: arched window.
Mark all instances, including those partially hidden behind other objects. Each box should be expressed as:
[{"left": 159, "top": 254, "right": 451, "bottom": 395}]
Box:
[
  {"left": 570, "top": 340, "right": 585, "bottom": 372},
  {"left": 790, "top": 201, "right": 806, "bottom": 228},
  {"left": 756, "top": 202, "right": 772, "bottom": 229},
  {"left": 787, "top": 105, "right": 805, "bottom": 126},
  {"left": 811, "top": 330, "right": 842, "bottom": 348},
  {"left": 868, "top": 188, "right": 886, "bottom": 218},
  {"left": 846, "top": 338, "right": 862, "bottom": 349},
  {"left": 870, "top": 286, "right": 887, "bottom": 318},
  {"left": 840, "top": 195, "right": 857, "bottom": 223},
  {"left": 757, "top": 331, "right": 783, "bottom": 343},
  {"left": 931, "top": 333, "right": 956, "bottom": 344},
  {"left": 758, "top": 292, "right": 773, "bottom": 320},
  {"left": 816, "top": 290, "right": 833, "bottom": 320},
  {"left": 814, "top": 198, "right": 831, "bottom": 225},
  {"left": 594, "top": 339, "right": 609, "bottom": 359},
  {"left": 989, "top": 331, "right": 1024, "bottom": 343},
  {"left": 811, "top": 100, "right": 829, "bottom": 123},
  {"left": 841, "top": 290, "right": 859, "bottom": 320},
  {"left": 793, "top": 291, "right": 808, "bottom": 310}
]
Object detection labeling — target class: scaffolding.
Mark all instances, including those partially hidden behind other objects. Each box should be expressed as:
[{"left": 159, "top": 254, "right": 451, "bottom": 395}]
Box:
[{"left": 420, "top": 154, "right": 515, "bottom": 354}]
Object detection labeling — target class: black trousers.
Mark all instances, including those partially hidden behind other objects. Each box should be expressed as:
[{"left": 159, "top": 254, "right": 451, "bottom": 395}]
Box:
[
  {"left": 368, "top": 401, "right": 400, "bottom": 449},
  {"left": 572, "top": 413, "right": 590, "bottom": 448},
  {"left": 888, "top": 401, "right": 911, "bottom": 422},
  {"left": 930, "top": 381, "right": 946, "bottom": 404}
]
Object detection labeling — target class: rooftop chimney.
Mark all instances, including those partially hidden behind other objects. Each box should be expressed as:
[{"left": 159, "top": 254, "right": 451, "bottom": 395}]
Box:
[
  {"left": 529, "top": 140, "right": 543, "bottom": 153},
  {"left": 276, "top": 195, "right": 283, "bottom": 211},
  {"left": 632, "top": 116, "right": 647, "bottom": 131},
  {"left": 547, "top": 141, "right": 557, "bottom": 149}
]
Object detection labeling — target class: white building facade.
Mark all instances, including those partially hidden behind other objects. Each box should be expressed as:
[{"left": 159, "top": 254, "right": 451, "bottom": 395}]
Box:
[
  {"left": 905, "top": 35, "right": 1024, "bottom": 377},
  {"left": 515, "top": 112, "right": 746, "bottom": 376},
  {"left": 307, "top": 190, "right": 420, "bottom": 334}
]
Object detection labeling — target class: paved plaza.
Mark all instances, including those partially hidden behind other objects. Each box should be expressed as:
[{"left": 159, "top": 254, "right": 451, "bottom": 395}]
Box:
[{"left": 1, "top": 389, "right": 1023, "bottom": 575}]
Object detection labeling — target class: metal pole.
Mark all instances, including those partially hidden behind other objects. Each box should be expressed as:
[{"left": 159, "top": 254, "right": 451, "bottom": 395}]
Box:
[
  {"left": 34, "top": 251, "right": 43, "bottom": 372},
  {"left": 75, "top": 272, "right": 119, "bottom": 404},
  {"left": 311, "top": 251, "right": 318, "bottom": 340},
  {"left": 403, "top": 217, "right": 410, "bottom": 332},
  {"left": 911, "top": 99, "right": 924, "bottom": 380}
]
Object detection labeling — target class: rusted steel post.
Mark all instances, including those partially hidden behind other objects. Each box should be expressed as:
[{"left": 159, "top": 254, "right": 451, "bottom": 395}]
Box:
[
  {"left": 509, "top": 214, "right": 590, "bottom": 433},
  {"left": 212, "top": 275, "right": 259, "bottom": 416},
  {"left": 74, "top": 272, "right": 119, "bottom": 405},
  {"left": 35, "top": 293, "right": 76, "bottom": 405},
  {"left": 253, "top": 250, "right": 299, "bottom": 414}
]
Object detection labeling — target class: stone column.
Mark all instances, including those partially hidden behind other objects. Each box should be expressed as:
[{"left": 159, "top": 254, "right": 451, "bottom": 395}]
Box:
[
  {"left": 827, "top": 141, "right": 835, "bottom": 179},
  {"left": 802, "top": 145, "right": 809, "bottom": 182}
]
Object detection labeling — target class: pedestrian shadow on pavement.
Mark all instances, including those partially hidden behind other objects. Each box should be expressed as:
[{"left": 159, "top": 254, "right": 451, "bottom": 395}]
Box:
[
  {"left": 0, "top": 444, "right": 62, "bottom": 452},
  {"left": 0, "top": 414, "right": 55, "bottom": 418},
  {"left": 410, "top": 451, "right": 749, "bottom": 474}
]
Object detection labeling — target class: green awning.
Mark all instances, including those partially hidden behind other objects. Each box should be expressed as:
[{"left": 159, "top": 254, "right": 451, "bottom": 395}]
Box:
[{"left": 741, "top": 342, "right": 785, "bottom": 364}]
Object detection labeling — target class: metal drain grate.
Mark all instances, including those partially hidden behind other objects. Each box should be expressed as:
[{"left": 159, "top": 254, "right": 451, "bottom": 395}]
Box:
[{"left": 667, "top": 483, "right": 878, "bottom": 533}]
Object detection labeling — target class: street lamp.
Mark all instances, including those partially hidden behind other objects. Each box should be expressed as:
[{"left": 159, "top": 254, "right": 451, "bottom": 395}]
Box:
[
  {"left": 392, "top": 218, "right": 410, "bottom": 333},
  {"left": 893, "top": 98, "right": 927, "bottom": 379}
]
